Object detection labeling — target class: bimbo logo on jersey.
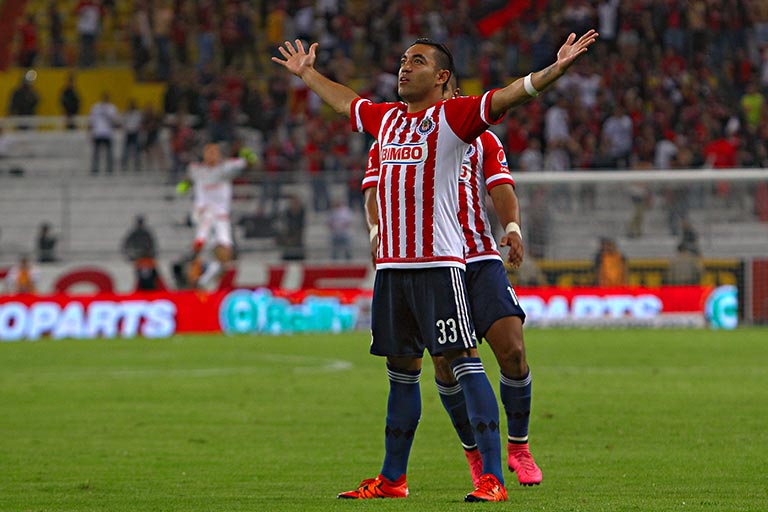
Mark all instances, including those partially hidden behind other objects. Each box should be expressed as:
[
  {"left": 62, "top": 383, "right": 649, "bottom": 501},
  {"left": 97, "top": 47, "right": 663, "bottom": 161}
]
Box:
[{"left": 380, "top": 142, "right": 428, "bottom": 164}]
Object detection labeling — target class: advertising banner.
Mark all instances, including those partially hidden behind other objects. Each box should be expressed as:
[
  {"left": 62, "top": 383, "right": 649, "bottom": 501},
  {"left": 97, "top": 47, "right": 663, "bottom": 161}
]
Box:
[{"left": 0, "top": 285, "right": 735, "bottom": 341}]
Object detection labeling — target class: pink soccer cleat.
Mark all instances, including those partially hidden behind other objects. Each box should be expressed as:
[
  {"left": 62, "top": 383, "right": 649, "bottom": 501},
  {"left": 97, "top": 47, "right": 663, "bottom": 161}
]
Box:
[{"left": 507, "top": 442, "right": 542, "bottom": 486}]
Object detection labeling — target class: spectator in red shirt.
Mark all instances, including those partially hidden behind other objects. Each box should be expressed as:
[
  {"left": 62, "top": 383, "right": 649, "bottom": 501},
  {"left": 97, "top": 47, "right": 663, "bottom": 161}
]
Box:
[{"left": 16, "top": 14, "right": 38, "bottom": 68}]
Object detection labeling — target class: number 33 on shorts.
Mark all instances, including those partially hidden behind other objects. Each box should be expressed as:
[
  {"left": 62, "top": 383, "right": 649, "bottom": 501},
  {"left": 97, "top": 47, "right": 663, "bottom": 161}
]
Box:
[{"left": 436, "top": 318, "right": 458, "bottom": 344}]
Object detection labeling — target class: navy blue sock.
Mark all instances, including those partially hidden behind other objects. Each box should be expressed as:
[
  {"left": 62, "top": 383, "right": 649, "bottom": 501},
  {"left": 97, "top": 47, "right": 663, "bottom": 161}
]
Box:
[
  {"left": 435, "top": 379, "right": 477, "bottom": 449},
  {"left": 380, "top": 364, "right": 421, "bottom": 482},
  {"left": 451, "top": 357, "right": 503, "bottom": 483},
  {"left": 500, "top": 369, "right": 532, "bottom": 444}
]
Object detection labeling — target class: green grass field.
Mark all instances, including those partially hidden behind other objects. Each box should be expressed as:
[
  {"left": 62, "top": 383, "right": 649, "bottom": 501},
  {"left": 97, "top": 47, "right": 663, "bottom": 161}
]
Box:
[{"left": 1, "top": 329, "right": 766, "bottom": 512}]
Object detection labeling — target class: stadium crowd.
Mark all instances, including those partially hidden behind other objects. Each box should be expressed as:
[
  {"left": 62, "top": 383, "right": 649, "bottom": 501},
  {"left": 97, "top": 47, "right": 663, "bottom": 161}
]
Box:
[
  {"left": 5, "top": 0, "right": 768, "bottom": 258},
  {"left": 12, "top": 1, "right": 768, "bottom": 181}
]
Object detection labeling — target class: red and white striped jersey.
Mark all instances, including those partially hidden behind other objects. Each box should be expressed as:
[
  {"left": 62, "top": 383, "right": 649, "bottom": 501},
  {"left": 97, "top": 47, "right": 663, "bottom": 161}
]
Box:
[
  {"left": 460, "top": 130, "right": 515, "bottom": 263},
  {"left": 363, "top": 131, "right": 515, "bottom": 264},
  {"left": 188, "top": 158, "right": 246, "bottom": 216},
  {"left": 351, "top": 91, "right": 501, "bottom": 270}
]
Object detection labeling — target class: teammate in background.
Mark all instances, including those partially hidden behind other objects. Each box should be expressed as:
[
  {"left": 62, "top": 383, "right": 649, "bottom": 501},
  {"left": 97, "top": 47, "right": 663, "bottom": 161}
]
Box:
[
  {"left": 363, "top": 75, "right": 541, "bottom": 489},
  {"left": 176, "top": 142, "right": 258, "bottom": 289},
  {"left": 273, "top": 30, "right": 597, "bottom": 502}
]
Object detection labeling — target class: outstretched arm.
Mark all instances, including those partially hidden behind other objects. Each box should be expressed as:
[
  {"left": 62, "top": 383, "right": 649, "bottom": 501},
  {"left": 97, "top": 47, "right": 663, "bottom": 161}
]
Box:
[
  {"left": 271, "top": 40, "right": 359, "bottom": 117},
  {"left": 490, "top": 30, "right": 599, "bottom": 120}
]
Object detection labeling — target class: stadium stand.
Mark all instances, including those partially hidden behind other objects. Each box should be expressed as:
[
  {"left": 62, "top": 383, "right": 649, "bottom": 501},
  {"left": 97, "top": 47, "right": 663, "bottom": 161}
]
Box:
[{"left": 0, "top": 0, "right": 766, "bottom": 269}]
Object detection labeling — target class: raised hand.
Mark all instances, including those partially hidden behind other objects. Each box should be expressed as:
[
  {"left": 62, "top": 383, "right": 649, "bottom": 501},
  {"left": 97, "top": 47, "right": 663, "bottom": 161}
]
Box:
[
  {"left": 555, "top": 29, "right": 599, "bottom": 73},
  {"left": 271, "top": 39, "right": 319, "bottom": 77}
]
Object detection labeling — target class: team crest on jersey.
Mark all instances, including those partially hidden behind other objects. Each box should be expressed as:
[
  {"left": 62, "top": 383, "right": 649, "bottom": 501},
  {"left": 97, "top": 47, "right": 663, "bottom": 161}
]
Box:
[{"left": 417, "top": 117, "right": 435, "bottom": 136}]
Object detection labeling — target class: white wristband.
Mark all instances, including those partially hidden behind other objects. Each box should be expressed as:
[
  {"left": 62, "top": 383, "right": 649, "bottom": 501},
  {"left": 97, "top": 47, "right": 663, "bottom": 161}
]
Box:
[
  {"left": 505, "top": 222, "right": 522, "bottom": 240},
  {"left": 523, "top": 73, "right": 539, "bottom": 97},
  {"left": 369, "top": 224, "right": 378, "bottom": 243}
]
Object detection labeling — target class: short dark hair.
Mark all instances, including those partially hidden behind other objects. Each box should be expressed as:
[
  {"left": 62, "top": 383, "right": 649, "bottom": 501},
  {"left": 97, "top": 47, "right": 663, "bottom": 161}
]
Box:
[{"left": 409, "top": 38, "right": 456, "bottom": 91}]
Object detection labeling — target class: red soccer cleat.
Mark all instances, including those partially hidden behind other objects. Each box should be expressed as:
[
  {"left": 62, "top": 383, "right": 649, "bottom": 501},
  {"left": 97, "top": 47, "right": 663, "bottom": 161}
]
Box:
[
  {"left": 336, "top": 474, "right": 409, "bottom": 499},
  {"left": 464, "top": 448, "right": 484, "bottom": 489},
  {"left": 507, "top": 442, "right": 543, "bottom": 486},
  {"left": 464, "top": 474, "right": 508, "bottom": 502}
]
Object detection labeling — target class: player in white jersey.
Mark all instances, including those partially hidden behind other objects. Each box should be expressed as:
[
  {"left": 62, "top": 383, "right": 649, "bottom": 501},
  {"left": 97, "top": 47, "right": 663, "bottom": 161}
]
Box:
[
  {"left": 178, "top": 142, "right": 255, "bottom": 288},
  {"left": 273, "top": 30, "right": 597, "bottom": 502}
]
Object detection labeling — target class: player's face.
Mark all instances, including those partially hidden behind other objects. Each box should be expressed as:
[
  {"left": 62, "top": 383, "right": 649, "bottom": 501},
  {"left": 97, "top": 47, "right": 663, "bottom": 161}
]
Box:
[
  {"left": 398, "top": 44, "right": 446, "bottom": 102},
  {"left": 203, "top": 144, "right": 221, "bottom": 166}
]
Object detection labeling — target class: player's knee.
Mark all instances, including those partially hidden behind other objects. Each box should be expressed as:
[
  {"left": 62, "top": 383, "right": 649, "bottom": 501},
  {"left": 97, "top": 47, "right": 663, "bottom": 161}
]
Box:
[{"left": 431, "top": 355, "right": 455, "bottom": 383}]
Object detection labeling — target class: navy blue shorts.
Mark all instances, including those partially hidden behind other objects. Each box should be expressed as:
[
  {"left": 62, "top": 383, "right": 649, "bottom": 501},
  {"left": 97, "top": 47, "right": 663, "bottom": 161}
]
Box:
[
  {"left": 465, "top": 259, "right": 526, "bottom": 340},
  {"left": 370, "top": 267, "right": 477, "bottom": 357}
]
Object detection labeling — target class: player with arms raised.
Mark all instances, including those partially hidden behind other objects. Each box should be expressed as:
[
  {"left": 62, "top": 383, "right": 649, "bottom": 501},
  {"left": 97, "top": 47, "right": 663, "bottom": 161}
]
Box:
[
  {"left": 273, "top": 29, "right": 597, "bottom": 502},
  {"left": 363, "top": 74, "right": 540, "bottom": 489}
]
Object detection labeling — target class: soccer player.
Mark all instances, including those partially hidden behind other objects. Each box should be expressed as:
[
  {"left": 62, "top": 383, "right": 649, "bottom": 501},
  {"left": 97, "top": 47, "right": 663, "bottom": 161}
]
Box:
[
  {"left": 177, "top": 142, "right": 257, "bottom": 289},
  {"left": 272, "top": 30, "right": 597, "bottom": 502},
  {"left": 363, "top": 75, "right": 540, "bottom": 488}
]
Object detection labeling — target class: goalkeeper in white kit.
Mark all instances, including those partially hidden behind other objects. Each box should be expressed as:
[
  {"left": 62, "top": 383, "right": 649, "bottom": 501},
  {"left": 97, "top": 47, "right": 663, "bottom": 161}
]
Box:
[{"left": 177, "top": 141, "right": 258, "bottom": 289}]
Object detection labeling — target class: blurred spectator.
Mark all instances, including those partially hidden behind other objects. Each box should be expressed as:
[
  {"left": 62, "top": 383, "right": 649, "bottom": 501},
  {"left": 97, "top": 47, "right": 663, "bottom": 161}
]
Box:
[
  {"left": 171, "top": 2, "right": 191, "bottom": 66},
  {"left": 261, "top": 133, "right": 294, "bottom": 217},
  {"left": 601, "top": 104, "right": 633, "bottom": 168},
  {"left": 265, "top": 0, "right": 288, "bottom": 59},
  {"left": 666, "top": 242, "right": 704, "bottom": 285},
  {"left": 679, "top": 219, "right": 701, "bottom": 256},
  {"left": 544, "top": 94, "right": 570, "bottom": 149},
  {"left": 59, "top": 72, "right": 81, "bottom": 130},
  {"left": 130, "top": 0, "right": 153, "bottom": 81},
  {"left": 88, "top": 91, "right": 119, "bottom": 174},
  {"left": 8, "top": 75, "right": 39, "bottom": 127},
  {"left": 16, "top": 14, "right": 39, "bottom": 68},
  {"left": 704, "top": 119, "right": 741, "bottom": 205},
  {"left": 121, "top": 215, "right": 157, "bottom": 261},
  {"left": 597, "top": 0, "right": 620, "bottom": 53},
  {"left": 304, "top": 120, "right": 330, "bottom": 212},
  {"left": 328, "top": 198, "right": 356, "bottom": 260},
  {"left": 140, "top": 104, "right": 164, "bottom": 171},
  {"left": 169, "top": 117, "right": 196, "bottom": 183},
  {"left": 121, "top": 99, "right": 142, "bottom": 172},
  {"left": 519, "top": 138, "right": 544, "bottom": 172},
  {"left": 195, "top": 0, "right": 216, "bottom": 69},
  {"left": 277, "top": 195, "right": 306, "bottom": 261},
  {"left": 235, "top": 0, "right": 258, "bottom": 71},
  {"left": 153, "top": 0, "right": 174, "bottom": 81},
  {"left": 740, "top": 81, "right": 765, "bottom": 130},
  {"left": 478, "top": 41, "right": 505, "bottom": 91},
  {"left": 594, "top": 237, "right": 628, "bottom": 287},
  {"left": 121, "top": 215, "right": 160, "bottom": 292},
  {"left": 220, "top": 4, "right": 240, "bottom": 69},
  {"left": 36, "top": 222, "right": 57, "bottom": 263},
  {"left": 47, "top": 1, "right": 65, "bottom": 66},
  {"left": 4, "top": 255, "right": 39, "bottom": 294},
  {"left": 75, "top": 0, "right": 104, "bottom": 68}
]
